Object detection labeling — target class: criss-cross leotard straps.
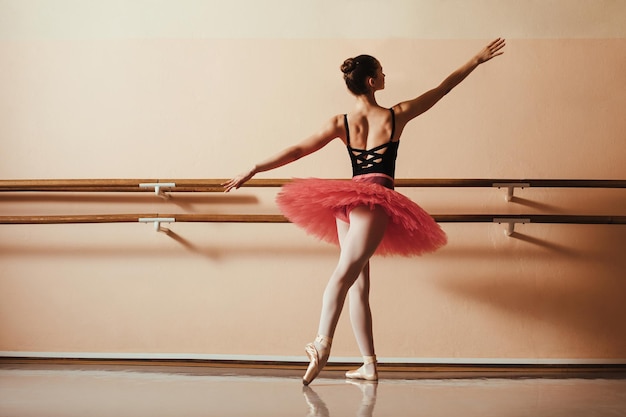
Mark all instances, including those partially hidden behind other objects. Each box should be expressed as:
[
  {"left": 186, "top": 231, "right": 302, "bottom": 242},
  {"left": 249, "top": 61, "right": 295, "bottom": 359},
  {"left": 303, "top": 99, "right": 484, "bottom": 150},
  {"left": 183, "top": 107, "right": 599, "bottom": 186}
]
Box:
[{"left": 345, "top": 108, "right": 399, "bottom": 178}]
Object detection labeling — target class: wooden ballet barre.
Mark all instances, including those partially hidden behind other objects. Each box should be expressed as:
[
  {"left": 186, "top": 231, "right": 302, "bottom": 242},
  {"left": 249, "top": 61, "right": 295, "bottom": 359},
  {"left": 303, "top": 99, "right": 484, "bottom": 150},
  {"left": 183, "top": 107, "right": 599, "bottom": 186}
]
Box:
[
  {"left": 0, "top": 214, "right": 288, "bottom": 224},
  {"left": 0, "top": 179, "right": 290, "bottom": 192},
  {"left": 1, "top": 214, "right": 624, "bottom": 225},
  {"left": 0, "top": 179, "right": 624, "bottom": 192},
  {"left": 434, "top": 215, "right": 626, "bottom": 224}
]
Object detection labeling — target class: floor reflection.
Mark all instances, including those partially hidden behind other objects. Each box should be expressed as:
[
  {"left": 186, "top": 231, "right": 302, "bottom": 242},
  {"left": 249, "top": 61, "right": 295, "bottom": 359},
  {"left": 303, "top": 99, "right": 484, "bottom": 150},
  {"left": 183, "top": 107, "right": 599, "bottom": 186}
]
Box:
[
  {"left": 303, "top": 381, "right": 378, "bottom": 417},
  {"left": 2, "top": 365, "right": 626, "bottom": 417}
]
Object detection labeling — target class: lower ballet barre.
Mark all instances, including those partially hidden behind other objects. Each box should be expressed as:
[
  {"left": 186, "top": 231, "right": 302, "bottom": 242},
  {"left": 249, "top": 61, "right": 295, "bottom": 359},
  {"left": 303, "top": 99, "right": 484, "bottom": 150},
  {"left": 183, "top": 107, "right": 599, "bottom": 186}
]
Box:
[
  {"left": 1, "top": 214, "right": 624, "bottom": 235},
  {"left": 2, "top": 214, "right": 625, "bottom": 224}
]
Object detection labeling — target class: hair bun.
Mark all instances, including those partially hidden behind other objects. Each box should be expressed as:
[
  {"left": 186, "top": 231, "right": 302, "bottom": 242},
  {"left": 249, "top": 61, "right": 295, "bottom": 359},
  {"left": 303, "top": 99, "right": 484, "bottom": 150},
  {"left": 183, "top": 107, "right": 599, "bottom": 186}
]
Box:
[{"left": 341, "top": 58, "right": 357, "bottom": 74}]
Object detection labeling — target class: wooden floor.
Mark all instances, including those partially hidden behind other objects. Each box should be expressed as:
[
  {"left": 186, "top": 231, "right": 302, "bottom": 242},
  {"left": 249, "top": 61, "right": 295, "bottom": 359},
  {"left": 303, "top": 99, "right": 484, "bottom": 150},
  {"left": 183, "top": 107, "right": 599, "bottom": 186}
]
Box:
[{"left": 1, "top": 361, "right": 626, "bottom": 417}]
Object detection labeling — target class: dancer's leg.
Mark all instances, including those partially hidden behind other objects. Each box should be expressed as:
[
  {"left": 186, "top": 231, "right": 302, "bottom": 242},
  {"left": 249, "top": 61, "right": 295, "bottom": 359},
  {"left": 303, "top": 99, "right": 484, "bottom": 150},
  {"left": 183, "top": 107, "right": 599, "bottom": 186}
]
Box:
[
  {"left": 337, "top": 218, "right": 376, "bottom": 357},
  {"left": 348, "top": 262, "right": 374, "bottom": 356},
  {"left": 345, "top": 260, "right": 378, "bottom": 380},
  {"left": 337, "top": 212, "right": 380, "bottom": 380},
  {"left": 317, "top": 205, "right": 388, "bottom": 339},
  {"left": 304, "top": 205, "right": 388, "bottom": 385}
]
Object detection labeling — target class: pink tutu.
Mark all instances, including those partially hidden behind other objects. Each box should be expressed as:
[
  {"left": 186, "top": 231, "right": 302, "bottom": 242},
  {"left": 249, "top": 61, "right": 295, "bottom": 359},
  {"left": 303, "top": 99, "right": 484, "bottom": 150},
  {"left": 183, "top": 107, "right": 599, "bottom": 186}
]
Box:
[{"left": 276, "top": 175, "right": 447, "bottom": 257}]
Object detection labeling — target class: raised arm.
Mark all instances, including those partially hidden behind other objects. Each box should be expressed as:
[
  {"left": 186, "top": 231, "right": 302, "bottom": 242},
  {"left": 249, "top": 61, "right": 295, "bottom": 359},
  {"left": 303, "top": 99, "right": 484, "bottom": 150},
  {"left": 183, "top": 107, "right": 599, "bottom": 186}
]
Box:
[
  {"left": 222, "top": 115, "right": 344, "bottom": 192},
  {"left": 396, "top": 38, "right": 505, "bottom": 123}
]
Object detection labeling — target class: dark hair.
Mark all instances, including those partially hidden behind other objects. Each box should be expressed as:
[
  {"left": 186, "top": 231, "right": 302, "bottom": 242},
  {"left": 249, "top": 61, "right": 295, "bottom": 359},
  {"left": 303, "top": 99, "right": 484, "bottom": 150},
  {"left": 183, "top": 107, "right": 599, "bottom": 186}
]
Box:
[{"left": 340, "top": 55, "right": 380, "bottom": 95}]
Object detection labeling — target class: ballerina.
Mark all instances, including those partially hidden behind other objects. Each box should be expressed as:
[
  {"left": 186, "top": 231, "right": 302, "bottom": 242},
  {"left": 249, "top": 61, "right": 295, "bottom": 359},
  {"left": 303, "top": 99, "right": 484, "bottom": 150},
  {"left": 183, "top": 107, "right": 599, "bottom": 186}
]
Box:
[{"left": 223, "top": 38, "right": 506, "bottom": 385}]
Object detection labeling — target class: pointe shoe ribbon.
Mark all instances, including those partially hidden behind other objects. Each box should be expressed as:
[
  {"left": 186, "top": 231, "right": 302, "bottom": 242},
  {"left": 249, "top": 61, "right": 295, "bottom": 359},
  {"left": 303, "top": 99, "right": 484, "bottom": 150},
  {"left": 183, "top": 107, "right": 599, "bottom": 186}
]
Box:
[
  {"left": 345, "top": 355, "right": 378, "bottom": 381},
  {"left": 302, "top": 335, "right": 332, "bottom": 386}
]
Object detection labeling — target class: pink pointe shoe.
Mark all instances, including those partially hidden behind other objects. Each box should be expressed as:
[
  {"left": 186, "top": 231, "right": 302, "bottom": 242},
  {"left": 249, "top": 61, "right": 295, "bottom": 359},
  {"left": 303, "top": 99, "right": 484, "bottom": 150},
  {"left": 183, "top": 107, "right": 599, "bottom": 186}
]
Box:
[
  {"left": 345, "top": 355, "right": 378, "bottom": 381},
  {"left": 302, "top": 335, "right": 332, "bottom": 386}
]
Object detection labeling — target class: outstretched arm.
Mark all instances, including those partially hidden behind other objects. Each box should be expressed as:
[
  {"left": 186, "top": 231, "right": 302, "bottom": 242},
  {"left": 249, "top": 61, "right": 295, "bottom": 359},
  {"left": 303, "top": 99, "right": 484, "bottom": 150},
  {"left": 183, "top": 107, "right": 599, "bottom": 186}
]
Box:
[
  {"left": 222, "top": 115, "right": 344, "bottom": 192},
  {"left": 396, "top": 38, "right": 505, "bottom": 122}
]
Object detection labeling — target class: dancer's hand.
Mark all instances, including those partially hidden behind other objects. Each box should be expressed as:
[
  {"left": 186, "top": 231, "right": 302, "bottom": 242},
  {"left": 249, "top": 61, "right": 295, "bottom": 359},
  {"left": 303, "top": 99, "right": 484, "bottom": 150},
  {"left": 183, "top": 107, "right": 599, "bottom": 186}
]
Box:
[
  {"left": 475, "top": 38, "right": 506, "bottom": 64},
  {"left": 222, "top": 167, "right": 256, "bottom": 192}
]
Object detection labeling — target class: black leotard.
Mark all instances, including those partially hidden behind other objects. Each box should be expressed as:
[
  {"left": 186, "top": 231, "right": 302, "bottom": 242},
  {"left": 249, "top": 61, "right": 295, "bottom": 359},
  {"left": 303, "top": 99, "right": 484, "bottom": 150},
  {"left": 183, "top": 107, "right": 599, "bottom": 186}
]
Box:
[{"left": 345, "top": 108, "right": 399, "bottom": 178}]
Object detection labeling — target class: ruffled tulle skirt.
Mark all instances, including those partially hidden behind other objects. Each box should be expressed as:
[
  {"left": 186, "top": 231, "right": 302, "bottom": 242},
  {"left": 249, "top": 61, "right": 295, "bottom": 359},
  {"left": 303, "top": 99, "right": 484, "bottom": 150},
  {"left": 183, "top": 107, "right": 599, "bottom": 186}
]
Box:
[{"left": 275, "top": 174, "right": 447, "bottom": 257}]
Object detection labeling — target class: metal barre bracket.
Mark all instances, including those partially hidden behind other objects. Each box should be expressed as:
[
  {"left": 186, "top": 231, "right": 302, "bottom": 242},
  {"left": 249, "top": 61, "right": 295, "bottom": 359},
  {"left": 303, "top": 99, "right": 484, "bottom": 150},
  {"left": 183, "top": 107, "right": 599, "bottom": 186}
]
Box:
[
  {"left": 492, "top": 183, "right": 530, "bottom": 202},
  {"left": 139, "top": 182, "right": 176, "bottom": 199},
  {"left": 493, "top": 218, "right": 530, "bottom": 236},
  {"left": 138, "top": 217, "right": 176, "bottom": 232}
]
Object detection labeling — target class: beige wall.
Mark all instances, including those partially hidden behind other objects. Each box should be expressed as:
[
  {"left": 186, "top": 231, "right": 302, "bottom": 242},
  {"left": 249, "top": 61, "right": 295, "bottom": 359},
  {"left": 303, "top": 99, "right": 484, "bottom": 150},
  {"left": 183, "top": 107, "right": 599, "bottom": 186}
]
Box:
[{"left": 1, "top": 1, "right": 625, "bottom": 363}]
